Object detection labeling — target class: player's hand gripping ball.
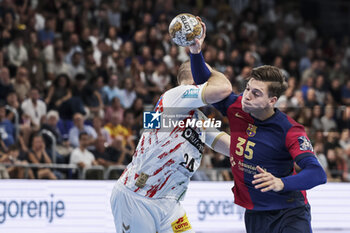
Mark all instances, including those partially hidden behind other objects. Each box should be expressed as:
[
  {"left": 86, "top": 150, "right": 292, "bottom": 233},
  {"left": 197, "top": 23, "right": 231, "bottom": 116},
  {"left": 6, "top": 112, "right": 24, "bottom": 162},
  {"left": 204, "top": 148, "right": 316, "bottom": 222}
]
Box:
[{"left": 168, "top": 13, "right": 203, "bottom": 47}]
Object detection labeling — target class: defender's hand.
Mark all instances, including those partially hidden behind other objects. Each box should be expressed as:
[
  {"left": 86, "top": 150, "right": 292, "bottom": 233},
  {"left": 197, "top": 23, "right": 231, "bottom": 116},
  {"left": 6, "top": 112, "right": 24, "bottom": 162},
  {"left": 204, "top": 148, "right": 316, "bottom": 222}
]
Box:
[
  {"left": 252, "top": 166, "right": 284, "bottom": 192},
  {"left": 189, "top": 17, "right": 206, "bottom": 54}
]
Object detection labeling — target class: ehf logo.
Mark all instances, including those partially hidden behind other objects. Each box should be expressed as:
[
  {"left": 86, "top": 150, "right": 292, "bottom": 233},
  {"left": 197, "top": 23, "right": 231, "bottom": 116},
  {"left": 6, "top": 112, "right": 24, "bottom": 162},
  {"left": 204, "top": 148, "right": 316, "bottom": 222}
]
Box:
[
  {"left": 143, "top": 111, "right": 161, "bottom": 129},
  {"left": 298, "top": 136, "right": 313, "bottom": 151}
]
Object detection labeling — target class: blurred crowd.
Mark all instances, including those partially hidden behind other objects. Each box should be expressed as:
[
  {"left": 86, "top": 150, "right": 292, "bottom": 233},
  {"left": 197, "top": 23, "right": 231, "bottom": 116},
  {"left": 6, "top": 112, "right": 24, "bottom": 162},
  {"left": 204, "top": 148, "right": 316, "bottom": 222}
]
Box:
[{"left": 0, "top": 0, "right": 349, "bottom": 182}]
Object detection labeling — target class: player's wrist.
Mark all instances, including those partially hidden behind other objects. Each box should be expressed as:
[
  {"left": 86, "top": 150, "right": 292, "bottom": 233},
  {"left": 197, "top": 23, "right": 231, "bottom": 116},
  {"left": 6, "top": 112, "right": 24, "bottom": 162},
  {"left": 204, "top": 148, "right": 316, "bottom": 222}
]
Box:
[{"left": 189, "top": 47, "right": 201, "bottom": 54}]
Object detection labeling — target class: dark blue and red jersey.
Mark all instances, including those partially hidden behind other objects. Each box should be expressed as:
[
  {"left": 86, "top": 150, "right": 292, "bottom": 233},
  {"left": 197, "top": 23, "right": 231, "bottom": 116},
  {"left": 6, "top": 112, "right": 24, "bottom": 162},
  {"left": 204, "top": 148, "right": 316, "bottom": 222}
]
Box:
[{"left": 214, "top": 93, "right": 315, "bottom": 211}]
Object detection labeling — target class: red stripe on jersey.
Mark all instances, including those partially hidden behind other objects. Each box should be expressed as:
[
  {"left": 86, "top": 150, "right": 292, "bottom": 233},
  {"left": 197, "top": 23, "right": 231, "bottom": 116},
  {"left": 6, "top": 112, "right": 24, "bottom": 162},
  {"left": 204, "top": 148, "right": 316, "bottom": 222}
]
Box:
[
  {"left": 155, "top": 94, "right": 164, "bottom": 112},
  {"left": 227, "top": 96, "right": 255, "bottom": 209},
  {"left": 158, "top": 142, "right": 184, "bottom": 159},
  {"left": 146, "top": 173, "right": 172, "bottom": 198},
  {"left": 161, "top": 140, "right": 171, "bottom": 147},
  {"left": 169, "top": 142, "right": 185, "bottom": 154},
  {"left": 140, "top": 135, "right": 145, "bottom": 154},
  {"left": 153, "top": 159, "right": 175, "bottom": 176},
  {"left": 285, "top": 115, "right": 314, "bottom": 160},
  {"left": 134, "top": 173, "right": 139, "bottom": 180},
  {"left": 134, "top": 187, "right": 140, "bottom": 192},
  {"left": 157, "top": 152, "right": 168, "bottom": 159}
]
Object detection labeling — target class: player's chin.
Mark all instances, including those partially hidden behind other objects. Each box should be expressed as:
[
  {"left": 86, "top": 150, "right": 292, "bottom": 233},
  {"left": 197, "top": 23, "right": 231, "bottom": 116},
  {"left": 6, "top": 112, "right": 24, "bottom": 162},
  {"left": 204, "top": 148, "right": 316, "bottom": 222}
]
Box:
[{"left": 242, "top": 105, "right": 252, "bottom": 113}]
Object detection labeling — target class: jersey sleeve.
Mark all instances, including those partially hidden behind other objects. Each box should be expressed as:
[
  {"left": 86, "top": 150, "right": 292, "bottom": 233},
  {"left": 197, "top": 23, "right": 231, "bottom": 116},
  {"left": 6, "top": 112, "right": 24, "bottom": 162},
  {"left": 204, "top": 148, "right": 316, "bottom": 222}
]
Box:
[
  {"left": 162, "top": 83, "right": 208, "bottom": 108},
  {"left": 212, "top": 92, "right": 240, "bottom": 116},
  {"left": 285, "top": 124, "right": 315, "bottom": 162}
]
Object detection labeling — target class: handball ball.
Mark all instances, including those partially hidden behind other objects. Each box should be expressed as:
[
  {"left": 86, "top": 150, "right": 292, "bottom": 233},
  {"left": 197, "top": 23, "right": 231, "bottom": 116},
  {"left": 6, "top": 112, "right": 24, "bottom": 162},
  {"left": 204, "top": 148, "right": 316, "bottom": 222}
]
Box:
[{"left": 168, "top": 13, "right": 203, "bottom": 47}]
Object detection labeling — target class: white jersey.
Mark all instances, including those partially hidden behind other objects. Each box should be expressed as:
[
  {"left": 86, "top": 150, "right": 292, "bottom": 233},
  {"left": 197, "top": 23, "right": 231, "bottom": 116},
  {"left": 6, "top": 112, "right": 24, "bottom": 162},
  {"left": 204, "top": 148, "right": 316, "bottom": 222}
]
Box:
[{"left": 119, "top": 83, "right": 211, "bottom": 200}]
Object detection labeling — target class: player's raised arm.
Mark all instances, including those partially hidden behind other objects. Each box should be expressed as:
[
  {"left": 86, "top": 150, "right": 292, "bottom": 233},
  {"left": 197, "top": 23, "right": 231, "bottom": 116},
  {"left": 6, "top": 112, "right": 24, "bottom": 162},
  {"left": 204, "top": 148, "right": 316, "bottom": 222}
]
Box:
[
  {"left": 203, "top": 69, "right": 232, "bottom": 104},
  {"left": 187, "top": 18, "right": 232, "bottom": 104}
]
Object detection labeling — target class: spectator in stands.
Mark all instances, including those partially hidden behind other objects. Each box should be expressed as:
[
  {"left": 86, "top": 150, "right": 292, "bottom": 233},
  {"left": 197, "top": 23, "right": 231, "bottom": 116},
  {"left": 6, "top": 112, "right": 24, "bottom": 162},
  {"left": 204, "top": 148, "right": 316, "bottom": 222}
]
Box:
[
  {"left": 105, "top": 26, "right": 123, "bottom": 51},
  {"left": 49, "top": 48, "right": 70, "bottom": 79},
  {"left": 0, "top": 100, "right": 15, "bottom": 147},
  {"left": 45, "top": 74, "right": 72, "bottom": 111},
  {"left": 311, "top": 105, "right": 323, "bottom": 131},
  {"left": 104, "top": 96, "right": 124, "bottom": 124},
  {"left": 28, "top": 134, "right": 57, "bottom": 179},
  {"left": 342, "top": 79, "right": 350, "bottom": 105},
  {"left": 129, "top": 97, "right": 144, "bottom": 131},
  {"left": 118, "top": 77, "right": 137, "bottom": 109},
  {"left": 68, "top": 51, "right": 85, "bottom": 81},
  {"left": 5, "top": 91, "right": 19, "bottom": 122},
  {"left": 150, "top": 62, "right": 171, "bottom": 92},
  {"left": 0, "top": 144, "right": 35, "bottom": 179},
  {"left": 321, "top": 105, "right": 338, "bottom": 132},
  {"left": 92, "top": 116, "right": 111, "bottom": 145},
  {"left": 92, "top": 135, "right": 126, "bottom": 167},
  {"left": 102, "top": 74, "right": 122, "bottom": 104},
  {"left": 7, "top": 33, "right": 28, "bottom": 73},
  {"left": 21, "top": 87, "right": 47, "bottom": 130},
  {"left": 0, "top": 67, "right": 14, "bottom": 100},
  {"left": 24, "top": 46, "right": 46, "bottom": 93},
  {"left": 37, "top": 16, "right": 55, "bottom": 46},
  {"left": 68, "top": 113, "right": 97, "bottom": 148},
  {"left": 12, "top": 66, "right": 31, "bottom": 102},
  {"left": 69, "top": 132, "right": 98, "bottom": 169}
]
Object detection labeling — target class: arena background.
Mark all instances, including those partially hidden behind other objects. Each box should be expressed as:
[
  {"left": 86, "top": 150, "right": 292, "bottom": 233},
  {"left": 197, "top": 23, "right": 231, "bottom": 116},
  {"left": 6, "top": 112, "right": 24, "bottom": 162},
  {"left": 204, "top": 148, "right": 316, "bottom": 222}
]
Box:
[{"left": 0, "top": 0, "right": 349, "bottom": 232}]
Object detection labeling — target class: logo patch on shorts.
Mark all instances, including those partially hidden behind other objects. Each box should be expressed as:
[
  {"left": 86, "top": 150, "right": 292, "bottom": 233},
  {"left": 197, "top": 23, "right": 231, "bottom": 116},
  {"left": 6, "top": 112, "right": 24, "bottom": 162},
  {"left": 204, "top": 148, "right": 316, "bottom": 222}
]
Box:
[
  {"left": 298, "top": 136, "right": 313, "bottom": 151},
  {"left": 171, "top": 214, "right": 192, "bottom": 232}
]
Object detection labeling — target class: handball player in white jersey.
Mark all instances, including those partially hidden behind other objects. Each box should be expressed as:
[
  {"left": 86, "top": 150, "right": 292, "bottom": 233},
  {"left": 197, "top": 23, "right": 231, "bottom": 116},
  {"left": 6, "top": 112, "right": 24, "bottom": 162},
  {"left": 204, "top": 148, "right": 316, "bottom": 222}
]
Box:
[{"left": 110, "top": 27, "right": 232, "bottom": 233}]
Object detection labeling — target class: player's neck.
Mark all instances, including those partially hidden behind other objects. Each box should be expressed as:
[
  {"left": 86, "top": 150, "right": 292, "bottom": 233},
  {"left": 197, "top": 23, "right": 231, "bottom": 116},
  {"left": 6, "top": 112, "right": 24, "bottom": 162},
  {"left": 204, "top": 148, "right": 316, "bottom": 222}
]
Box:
[{"left": 251, "top": 108, "right": 275, "bottom": 121}]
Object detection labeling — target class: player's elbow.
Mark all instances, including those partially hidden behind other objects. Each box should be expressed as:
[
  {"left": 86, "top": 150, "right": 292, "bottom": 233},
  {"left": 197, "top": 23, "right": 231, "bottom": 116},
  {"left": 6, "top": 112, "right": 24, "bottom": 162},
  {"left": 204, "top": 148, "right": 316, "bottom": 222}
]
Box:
[
  {"left": 217, "top": 83, "right": 232, "bottom": 100},
  {"left": 319, "top": 167, "right": 327, "bottom": 185},
  {"left": 204, "top": 84, "right": 232, "bottom": 104}
]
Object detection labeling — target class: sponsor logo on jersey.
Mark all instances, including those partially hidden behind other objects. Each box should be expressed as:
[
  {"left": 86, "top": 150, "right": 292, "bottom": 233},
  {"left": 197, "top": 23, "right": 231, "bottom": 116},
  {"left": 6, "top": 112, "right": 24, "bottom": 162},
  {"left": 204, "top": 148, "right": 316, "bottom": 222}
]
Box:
[
  {"left": 246, "top": 124, "right": 257, "bottom": 137},
  {"left": 298, "top": 136, "right": 313, "bottom": 151},
  {"left": 171, "top": 214, "right": 192, "bottom": 232},
  {"left": 143, "top": 111, "right": 161, "bottom": 129},
  {"left": 135, "top": 172, "right": 149, "bottom": 188},
  {"left": 235, "top": 112, "right": 244, "bottom": 119},
  {"left": 181, "top": 88, "right": 199, "bottom": 98},
  {"left": 182, "top": 127, "right": 204, "bottom": 153}
]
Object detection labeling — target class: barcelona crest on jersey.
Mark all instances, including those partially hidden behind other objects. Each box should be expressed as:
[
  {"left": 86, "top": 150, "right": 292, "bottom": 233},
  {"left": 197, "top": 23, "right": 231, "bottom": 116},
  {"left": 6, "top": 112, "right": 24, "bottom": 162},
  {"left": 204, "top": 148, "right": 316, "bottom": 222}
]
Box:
[{"left": 246, "top": 124, "right": 257, "bottom": 137}]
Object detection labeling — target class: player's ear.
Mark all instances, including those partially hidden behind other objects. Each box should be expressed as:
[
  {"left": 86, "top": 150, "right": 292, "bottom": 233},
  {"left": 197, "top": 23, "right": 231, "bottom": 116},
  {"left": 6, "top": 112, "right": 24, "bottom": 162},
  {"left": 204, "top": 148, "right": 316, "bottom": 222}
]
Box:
[{"left": 269, "top": 96, "right": 278, "bottom": 106}]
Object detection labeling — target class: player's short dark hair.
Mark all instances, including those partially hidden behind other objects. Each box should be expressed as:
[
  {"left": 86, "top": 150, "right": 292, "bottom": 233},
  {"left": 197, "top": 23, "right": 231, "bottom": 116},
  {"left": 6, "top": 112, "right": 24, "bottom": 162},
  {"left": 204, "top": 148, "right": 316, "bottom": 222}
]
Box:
[
  {"left": 177, "top": 61, "right": 192, "bottom": 85},
  {"left": 79, "top": 132, "right": 88, "bottom": 140},
  {"left": 248, "top": 65, "right": 288, "bottom": 98}
]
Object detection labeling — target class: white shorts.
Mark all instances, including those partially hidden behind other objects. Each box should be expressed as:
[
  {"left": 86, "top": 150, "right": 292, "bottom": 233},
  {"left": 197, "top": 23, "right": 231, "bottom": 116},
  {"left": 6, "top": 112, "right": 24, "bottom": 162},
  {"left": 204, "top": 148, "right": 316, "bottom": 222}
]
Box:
[{"left": 110, "top": 183, "right": 195, "bottom": 233}]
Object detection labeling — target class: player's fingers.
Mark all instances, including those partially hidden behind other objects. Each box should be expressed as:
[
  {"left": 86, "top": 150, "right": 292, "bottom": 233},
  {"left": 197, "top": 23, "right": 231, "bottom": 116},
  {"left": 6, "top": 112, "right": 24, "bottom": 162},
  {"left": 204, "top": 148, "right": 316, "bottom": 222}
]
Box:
[
  {"left": 255, "top": 180, "right": 273, "bottom": 189},
  {"left": 252, "top": 175, "right": 272, "bottom": 185},
  {"left": 256, "top": 166, "right": 265, "bottom": 174},
  {"left": 261, "top": 185, "right": 274, "bottom": 192},
  {"left": 202, "top": 22, "right": 206, "bottom": 35},
  {"left": 253, "top": 172, "right": 271, "bottom": 179}
]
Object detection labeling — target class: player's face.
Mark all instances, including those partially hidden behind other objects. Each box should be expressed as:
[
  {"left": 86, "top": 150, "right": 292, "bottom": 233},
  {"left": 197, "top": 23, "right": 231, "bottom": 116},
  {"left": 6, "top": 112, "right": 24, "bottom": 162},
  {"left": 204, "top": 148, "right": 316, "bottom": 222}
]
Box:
[{"left": 242, "top": 79, "right": 274, "bottom": 114}]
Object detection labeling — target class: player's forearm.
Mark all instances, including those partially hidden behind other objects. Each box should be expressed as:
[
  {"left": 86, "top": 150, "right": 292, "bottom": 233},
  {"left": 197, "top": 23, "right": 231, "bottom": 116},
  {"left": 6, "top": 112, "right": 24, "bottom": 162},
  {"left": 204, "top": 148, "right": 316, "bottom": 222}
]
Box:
[
  {"left": 190, "top": 52, "right": 211, "bottom": 85},
  {"left": 281, "top": 156, "right": 327, "bottom": 192}
]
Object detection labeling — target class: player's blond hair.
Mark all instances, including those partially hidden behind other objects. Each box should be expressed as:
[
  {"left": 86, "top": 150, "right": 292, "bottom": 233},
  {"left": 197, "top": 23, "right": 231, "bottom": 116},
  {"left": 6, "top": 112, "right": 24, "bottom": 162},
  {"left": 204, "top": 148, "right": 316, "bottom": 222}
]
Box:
[{"left": 177, "top": 61, "right": 192, "bottom": 85}]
